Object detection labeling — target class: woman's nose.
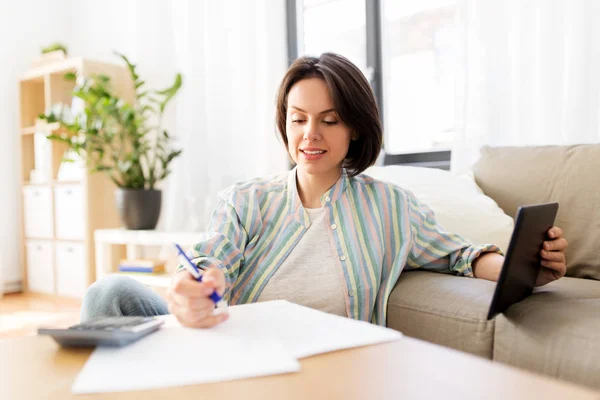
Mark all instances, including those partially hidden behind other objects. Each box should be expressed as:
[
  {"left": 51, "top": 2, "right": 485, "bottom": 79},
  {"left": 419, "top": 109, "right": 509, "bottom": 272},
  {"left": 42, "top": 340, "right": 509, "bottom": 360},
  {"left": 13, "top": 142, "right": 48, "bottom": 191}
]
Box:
[{"left": 303, "top": 120, "right": 321, "bottom": 142}]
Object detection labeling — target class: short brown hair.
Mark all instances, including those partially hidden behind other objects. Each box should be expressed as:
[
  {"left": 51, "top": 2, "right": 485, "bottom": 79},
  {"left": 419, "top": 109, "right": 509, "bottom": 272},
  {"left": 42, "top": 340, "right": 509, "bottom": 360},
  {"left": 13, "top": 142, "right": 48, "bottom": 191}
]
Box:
[{"left": 276, "top": 53, "right": 382, "bottom": 177}]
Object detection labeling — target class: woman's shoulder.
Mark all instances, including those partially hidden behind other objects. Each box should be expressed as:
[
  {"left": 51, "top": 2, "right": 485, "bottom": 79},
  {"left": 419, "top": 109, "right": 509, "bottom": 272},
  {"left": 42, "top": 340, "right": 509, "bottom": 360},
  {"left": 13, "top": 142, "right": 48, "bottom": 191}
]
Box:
[{"left": 351, "top": 172, "right": 414, "bottom": 200}]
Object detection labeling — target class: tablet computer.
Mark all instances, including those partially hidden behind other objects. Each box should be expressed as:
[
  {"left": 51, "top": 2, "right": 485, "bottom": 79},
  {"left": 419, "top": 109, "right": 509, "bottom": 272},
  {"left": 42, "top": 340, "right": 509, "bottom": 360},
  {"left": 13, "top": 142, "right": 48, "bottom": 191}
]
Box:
[
  {"left": 487, "top": 202, "right": 559, "bottom": 320},
  {"left": 38, "top": 316, "right": 165, "bottom": 347}
]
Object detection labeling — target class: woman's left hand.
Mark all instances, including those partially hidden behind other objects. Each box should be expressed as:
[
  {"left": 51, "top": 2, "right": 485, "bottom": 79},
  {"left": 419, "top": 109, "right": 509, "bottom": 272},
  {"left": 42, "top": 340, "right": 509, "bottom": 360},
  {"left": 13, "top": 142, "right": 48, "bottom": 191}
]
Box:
[{"left": 536, "top": 226, "right": 568, "bottom": 286}]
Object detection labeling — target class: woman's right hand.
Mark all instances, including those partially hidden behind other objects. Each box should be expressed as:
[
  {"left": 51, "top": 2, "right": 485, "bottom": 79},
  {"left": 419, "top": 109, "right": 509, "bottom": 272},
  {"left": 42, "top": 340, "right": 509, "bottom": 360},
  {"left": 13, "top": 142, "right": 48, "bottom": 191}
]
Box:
[{"left": 167, "top": 267, "right": 229, "bottom": 328}]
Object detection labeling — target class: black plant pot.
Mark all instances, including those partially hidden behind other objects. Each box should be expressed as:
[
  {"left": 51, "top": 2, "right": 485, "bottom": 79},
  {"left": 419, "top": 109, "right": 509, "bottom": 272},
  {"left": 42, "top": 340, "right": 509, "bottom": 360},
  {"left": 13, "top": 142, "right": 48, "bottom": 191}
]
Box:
[{"left": 115, "top": 188, "right": 162, "bottom": 230}]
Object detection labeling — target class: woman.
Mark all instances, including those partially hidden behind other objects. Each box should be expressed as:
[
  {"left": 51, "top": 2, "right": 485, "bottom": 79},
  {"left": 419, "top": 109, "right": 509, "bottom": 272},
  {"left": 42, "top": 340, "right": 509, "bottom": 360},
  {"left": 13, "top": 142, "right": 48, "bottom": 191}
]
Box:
[{"left": 82, "top": 53, "right": 568, "bottom": 328}]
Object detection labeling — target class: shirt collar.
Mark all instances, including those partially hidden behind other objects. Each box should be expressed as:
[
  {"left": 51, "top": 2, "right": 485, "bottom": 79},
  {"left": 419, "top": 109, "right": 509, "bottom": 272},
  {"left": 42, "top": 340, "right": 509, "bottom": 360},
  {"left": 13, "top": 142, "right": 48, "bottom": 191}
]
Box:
[
  {"left": 286, "top": 167, "right": 349, "bottom": 225},
  {"left": 320, "top": 168, "right": 349, "bottom": 205}
]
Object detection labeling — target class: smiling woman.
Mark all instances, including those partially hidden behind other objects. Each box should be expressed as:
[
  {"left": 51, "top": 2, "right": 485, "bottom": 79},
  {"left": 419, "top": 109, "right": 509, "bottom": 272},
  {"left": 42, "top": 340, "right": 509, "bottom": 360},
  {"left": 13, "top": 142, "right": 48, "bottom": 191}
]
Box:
[{"left": 81, "top": 52, "right": 567, "bottom": 332}]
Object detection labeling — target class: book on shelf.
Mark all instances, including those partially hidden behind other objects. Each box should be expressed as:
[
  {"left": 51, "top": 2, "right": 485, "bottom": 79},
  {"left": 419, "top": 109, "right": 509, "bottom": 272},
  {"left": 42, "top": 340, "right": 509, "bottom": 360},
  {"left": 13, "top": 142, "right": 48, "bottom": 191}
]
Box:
[{"left": 118, "top": 259, "right": 166, "bottom": 274}]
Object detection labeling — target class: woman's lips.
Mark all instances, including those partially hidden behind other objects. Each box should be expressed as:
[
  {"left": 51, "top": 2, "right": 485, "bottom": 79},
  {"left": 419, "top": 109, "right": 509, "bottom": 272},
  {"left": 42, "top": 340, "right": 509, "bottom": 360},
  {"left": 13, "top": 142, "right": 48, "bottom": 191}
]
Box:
[{"left": 300, "top": 149, "right": 327, "bottom": 160}]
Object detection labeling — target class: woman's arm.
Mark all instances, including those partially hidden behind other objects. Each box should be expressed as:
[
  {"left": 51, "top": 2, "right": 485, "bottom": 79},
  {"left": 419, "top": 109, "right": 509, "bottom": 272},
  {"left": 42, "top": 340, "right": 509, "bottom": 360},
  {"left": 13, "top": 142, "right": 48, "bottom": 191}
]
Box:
[
  {"left": 472, "top": 253, "right": 503, "bottom": 281},
  {"left": 473, "top": 227, "right": 568, "bottom": 286},
  {"left": 176, "top": 192, "right": 249, "bottom": 301},
  {"left": 404, "top": 190, "right": 503, "bottom": 277}
]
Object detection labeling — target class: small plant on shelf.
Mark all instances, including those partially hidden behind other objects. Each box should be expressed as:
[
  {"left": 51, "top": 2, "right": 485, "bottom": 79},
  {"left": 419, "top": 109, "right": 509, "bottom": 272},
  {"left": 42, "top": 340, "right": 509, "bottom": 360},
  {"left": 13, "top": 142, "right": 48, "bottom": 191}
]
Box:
[{"left": 41, "top": 42, "right": 68, "bottom": 56}]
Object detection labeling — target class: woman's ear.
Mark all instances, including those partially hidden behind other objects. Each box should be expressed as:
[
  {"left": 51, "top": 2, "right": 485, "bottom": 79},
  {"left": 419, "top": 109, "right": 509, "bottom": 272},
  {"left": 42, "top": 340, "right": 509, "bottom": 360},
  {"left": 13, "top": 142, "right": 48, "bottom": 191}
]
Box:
[{"left": 351, "top": 131, "right": 359, "bottom": 141}]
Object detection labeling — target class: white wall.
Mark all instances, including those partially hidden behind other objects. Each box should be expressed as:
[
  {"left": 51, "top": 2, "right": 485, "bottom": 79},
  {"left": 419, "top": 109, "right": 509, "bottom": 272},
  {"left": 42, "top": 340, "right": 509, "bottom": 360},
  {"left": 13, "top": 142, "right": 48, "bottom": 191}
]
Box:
[{"left": 0, "top": 0, "right": 72, "bottom": 291}]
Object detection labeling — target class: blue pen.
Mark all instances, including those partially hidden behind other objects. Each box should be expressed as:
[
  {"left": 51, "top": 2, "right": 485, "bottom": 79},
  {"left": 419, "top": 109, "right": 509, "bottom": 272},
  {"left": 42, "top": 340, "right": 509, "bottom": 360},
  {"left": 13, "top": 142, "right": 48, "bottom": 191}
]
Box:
[{"left": 174, "top": 243, "right": 224, "bottom": 306}]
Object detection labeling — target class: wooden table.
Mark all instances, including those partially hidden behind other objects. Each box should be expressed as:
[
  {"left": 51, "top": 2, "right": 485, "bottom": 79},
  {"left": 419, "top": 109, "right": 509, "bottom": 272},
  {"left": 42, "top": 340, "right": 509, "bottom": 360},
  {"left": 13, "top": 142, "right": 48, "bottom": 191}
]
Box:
[{"left": 2, "top": 335, "right": 599, "bottom": 399}]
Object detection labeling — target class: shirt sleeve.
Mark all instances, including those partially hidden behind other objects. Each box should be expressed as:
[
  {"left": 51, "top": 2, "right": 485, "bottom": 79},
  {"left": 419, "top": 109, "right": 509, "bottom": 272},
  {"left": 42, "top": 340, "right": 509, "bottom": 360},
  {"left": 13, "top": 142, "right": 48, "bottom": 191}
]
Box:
[
  {"left": 176, "top": 192, "right": 248, "bottom": 301},
  {"left": 404, "top": 190, "right": 503, "bottom": 277}
]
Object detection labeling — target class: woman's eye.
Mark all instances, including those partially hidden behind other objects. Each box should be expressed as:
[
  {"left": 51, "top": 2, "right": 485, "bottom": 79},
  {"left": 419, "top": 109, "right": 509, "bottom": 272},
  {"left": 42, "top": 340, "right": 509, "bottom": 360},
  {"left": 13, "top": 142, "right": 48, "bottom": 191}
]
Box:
[{"left": 290, "top": 118, "right": 337, "bottom": 125}]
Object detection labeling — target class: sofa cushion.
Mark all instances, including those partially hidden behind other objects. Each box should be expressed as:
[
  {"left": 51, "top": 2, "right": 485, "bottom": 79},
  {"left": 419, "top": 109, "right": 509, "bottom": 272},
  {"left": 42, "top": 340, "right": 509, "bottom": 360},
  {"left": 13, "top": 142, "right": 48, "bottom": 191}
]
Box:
[
  {"left": 364, "top": 165, "right": 514, "bottom": 253},
  {"left": 473, "top": 145, "right": 600, "bottom": 280},
  {"left": 387, "top": 270, "right": 497, "bottom": 358},
  {"left": 493, "top": 277, "right": 600, "bottom": 390}
]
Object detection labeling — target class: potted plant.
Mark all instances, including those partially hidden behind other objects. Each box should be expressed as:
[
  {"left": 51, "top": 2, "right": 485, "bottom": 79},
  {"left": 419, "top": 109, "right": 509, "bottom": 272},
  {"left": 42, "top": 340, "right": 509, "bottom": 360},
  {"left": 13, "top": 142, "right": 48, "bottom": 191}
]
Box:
[{"left": 39, "top": 52, "right": 183, "bottom": 230}]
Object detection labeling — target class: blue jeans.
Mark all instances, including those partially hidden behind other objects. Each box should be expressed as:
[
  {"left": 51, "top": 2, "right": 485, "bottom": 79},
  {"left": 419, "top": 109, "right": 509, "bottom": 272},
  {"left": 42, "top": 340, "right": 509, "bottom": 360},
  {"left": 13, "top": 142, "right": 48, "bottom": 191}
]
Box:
[{"left": 80, "top": 275, "right": 169, "bottom": 322}]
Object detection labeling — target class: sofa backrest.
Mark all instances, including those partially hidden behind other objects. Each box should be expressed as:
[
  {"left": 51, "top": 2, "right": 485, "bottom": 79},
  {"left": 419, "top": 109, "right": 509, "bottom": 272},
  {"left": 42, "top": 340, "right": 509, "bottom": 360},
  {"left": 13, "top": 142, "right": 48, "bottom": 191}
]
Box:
[{"left": 473, "top": 145, "right": 600, "bottom": 280}]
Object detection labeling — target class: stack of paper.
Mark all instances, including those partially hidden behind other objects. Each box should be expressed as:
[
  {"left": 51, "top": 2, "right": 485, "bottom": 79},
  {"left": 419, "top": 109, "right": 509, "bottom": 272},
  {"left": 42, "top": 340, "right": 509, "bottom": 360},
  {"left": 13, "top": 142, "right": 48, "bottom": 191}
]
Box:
[{"left": 72, "top": 300, "right": 402, "bottom": 394}]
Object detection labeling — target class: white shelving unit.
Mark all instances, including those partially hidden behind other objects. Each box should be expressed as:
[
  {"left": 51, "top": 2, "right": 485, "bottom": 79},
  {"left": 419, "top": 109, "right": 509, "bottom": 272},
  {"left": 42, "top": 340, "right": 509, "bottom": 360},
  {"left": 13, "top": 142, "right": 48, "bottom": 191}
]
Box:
[{"left": 17, "top": 57, "right": 134, "bottom": 298}]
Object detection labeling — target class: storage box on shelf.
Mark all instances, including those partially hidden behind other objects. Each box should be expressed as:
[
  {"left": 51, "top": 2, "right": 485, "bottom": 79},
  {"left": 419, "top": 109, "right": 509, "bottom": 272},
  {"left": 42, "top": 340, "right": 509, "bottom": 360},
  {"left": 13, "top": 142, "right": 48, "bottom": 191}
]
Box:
[{"left": 17, "top": 57, "right": 134, "bottom": 298}]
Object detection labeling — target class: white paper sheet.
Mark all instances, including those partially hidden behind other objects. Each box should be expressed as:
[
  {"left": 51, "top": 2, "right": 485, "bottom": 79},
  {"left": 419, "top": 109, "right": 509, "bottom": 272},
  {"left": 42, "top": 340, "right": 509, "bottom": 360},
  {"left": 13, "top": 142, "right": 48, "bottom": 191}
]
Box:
[
  {"left": 72, "top": 300, "right": 402, "bottom": 394},
  {"left": 71, "top": 321, "right": 299, "bottom": 394},
  {"left": 216, "top": 300, "right": 403, "bottom": 359}
]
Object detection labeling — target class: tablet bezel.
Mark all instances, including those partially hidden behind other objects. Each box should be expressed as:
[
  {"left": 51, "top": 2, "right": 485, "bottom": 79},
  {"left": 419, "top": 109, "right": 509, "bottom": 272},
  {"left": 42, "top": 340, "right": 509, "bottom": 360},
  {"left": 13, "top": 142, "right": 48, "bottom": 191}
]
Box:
[{"left": 486, "top": 202, "right": 559, "bottom": 320}]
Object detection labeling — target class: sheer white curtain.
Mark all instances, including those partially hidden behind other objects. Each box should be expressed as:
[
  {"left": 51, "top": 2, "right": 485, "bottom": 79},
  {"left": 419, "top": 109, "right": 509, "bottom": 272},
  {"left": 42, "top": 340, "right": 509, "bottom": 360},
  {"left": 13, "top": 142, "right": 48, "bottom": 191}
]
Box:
[
  {"left": 452, "top": 0, "right": 600, "bottom": 173},
  {"left": 69, "top": 0, "right": 289, "bottom": 231},
  {"left": 0, "top": 0, "right": 71, "bottom": 293},
  {"left": 163, "top": 0, "right": 289, "bottom": 231}
]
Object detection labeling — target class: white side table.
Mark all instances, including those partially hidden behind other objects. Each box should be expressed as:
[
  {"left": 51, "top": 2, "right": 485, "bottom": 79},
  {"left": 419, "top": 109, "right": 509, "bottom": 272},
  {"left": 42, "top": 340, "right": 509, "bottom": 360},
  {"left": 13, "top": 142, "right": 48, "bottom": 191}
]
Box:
[{"left": 94, "top": 229, "right": 210, "bottom": 288}]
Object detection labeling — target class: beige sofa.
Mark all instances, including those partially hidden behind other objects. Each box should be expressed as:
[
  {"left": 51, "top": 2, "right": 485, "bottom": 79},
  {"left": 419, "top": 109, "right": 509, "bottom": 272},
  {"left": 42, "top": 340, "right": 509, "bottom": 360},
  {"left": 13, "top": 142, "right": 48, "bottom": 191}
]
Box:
[{"left": 385, "top": 145, "right": 600, "bottom": 391}]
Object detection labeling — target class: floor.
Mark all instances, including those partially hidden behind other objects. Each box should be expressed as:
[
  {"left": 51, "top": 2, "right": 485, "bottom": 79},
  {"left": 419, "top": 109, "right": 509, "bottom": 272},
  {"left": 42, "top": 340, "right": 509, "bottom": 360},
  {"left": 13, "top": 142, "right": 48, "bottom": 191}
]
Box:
[{"left": 0, "top": 292, "right": 81, "bottom": 340}]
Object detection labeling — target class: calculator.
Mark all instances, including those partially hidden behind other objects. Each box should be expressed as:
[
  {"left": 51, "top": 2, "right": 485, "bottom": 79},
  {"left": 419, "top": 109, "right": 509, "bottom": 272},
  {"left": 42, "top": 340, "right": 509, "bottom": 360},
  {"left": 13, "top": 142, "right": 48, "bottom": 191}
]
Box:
[{"left": 38, "top": 316, "right": 165, "bottom": 348}]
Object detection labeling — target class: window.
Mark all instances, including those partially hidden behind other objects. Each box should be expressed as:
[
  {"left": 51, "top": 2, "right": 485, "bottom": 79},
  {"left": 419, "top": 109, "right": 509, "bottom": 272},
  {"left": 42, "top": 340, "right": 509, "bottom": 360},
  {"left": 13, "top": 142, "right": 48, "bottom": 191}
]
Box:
[
  {"left": 287, "top": 0, "right": 458, "bottom": 168},
  {"left": 301, "top": 0, "right": 368, "bottom": 75},
  {"left": 382, "top": 0, "right": 458, "bottom": 154}
]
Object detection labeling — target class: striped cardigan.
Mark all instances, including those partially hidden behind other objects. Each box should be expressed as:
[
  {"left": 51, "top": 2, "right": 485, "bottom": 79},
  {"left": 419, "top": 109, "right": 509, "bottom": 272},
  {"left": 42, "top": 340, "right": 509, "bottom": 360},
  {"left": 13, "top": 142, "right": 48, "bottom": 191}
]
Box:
[{"left": 180, "top": 168, "right": 502, "bottom": 326}]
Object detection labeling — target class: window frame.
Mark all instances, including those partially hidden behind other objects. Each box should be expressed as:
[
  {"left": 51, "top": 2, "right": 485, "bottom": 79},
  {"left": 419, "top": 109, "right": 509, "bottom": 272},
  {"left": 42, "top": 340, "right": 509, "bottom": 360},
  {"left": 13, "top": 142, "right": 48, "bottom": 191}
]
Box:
[{"left": 285, "top": 0, "right": 452, "bottom": 170}]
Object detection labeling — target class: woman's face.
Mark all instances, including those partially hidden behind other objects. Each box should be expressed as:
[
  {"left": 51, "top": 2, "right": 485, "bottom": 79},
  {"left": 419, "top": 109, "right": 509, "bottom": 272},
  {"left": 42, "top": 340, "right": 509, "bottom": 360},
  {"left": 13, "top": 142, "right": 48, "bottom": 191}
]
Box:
[{"left": 286, "top": 78, "right": 354, "bottom": 177}]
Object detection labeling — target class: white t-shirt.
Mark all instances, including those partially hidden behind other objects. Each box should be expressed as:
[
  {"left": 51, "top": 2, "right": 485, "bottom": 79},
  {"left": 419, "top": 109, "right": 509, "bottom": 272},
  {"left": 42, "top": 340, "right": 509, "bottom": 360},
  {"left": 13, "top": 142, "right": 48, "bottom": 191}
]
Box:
[{"left": 257, "top": 207, "right": 347, "bottom": 317}]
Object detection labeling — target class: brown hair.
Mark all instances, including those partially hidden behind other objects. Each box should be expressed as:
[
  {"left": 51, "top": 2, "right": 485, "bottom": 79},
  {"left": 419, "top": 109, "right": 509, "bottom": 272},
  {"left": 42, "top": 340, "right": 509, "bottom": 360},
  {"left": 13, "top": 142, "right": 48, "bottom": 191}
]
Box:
[{"left": 275, "top": 53, "right": 382, "bottom": 177}]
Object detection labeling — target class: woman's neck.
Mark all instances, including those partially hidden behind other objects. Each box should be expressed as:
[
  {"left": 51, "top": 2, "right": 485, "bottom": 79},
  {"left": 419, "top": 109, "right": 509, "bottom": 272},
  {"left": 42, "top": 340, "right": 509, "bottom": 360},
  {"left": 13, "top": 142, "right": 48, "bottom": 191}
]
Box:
[{"left": 296, "top": 167, "right": 342, "bottom": 208}]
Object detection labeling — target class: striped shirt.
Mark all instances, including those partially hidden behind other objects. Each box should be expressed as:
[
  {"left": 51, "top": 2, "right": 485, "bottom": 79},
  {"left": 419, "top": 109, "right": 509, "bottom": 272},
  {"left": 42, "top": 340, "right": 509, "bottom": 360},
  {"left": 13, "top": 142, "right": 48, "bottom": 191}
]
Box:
[{"left": 179, "top": 167, "right": 502, "bottom": 326}]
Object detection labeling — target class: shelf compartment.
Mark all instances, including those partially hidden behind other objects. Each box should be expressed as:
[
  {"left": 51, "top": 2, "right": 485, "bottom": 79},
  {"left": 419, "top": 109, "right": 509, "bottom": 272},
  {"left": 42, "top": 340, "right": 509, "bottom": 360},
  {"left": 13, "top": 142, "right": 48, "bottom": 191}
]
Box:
[
  {"left": 48, "top": 69, "right": 77, "bottom": 106},
  {"left": 20, "top": 131, "right": 53, "bottom": 184},
  {"left": 19, "top": 79, "right": 46, "bottom": 128}
]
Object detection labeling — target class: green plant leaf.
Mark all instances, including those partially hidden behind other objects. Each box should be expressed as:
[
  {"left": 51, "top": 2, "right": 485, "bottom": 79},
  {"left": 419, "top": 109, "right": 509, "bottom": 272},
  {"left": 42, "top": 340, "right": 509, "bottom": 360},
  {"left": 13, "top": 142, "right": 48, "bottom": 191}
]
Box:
[
  {"left": 46, "top": 134, "right": 71, "bottom": 144},
  {"left": 39, "top": 112, "right": 58, "bottom": 123},
  {"left": 157, "top": 73, "right": 183, "bottom": 113},
  {"left": 41, "top": 42, "right": 68, "bottom": 55},
  {"left": 96, "top": 74, "right": 111, "bottom": 84},
  {"left": 155, "top": 73, "right": 182, "bottom": 96},
  {"left": 114, "top": 52, "right": 138, "bottom": 76},
  {"left": 93, "top": 165, "right": 112, "bottom": 172},
  {"left": 167, "top": 149, "right": 182, "bottom": 163}
]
